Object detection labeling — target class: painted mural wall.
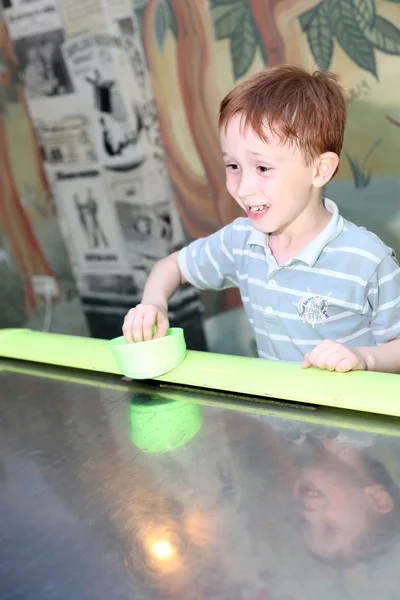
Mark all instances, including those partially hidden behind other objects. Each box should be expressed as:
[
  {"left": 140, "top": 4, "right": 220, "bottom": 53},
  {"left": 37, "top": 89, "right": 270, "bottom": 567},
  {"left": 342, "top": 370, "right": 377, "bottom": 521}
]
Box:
[{"left": 137, "top": 0, "right": 400, "bottom": 306}]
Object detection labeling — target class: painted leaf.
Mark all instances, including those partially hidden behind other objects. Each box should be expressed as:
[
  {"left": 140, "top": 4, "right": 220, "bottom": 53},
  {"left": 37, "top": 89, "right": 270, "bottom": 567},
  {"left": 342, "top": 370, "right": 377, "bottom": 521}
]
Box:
[
  {"left": 155, "top": 0, "right": 170, "bottom": 49},
  {"left": 329, "top": 0, "right": 377, "bottom": 77},
  {"left": 230, "top": 11, "right": 257, "bottom": 79},
  {"left": 304, "top": 4, "right": 333, "bottom": 71},
  {"left": 166, "top": 0, "right": 178, "bottom": 39},
  {"left": 360, "top": 16, "right": 400, "bottom": 54},
  {"left": 210, "top": 0, "right": 240, "bottom": 6},
  {"left": 299, "top": 4, "right": 320, "bottom": 32},
  {"left": 351, "top": 0, "right": 376, "bottom": 27},
  {"left": 212, "top": 3, "right": 244, "bottom": 40}
]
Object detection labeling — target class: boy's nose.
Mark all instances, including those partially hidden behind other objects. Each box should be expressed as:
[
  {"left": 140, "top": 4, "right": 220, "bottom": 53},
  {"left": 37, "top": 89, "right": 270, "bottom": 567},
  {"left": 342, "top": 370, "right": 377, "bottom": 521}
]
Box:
[{"left": 237, "top": 173, "right": 257, "bottom": 199}]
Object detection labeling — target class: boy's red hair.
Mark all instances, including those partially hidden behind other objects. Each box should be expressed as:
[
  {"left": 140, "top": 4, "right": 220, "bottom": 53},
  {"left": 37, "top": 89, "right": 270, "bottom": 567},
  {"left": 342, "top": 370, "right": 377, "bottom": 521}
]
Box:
[{"left": 219, "top": 66, "right": 347, "bottom": 165}]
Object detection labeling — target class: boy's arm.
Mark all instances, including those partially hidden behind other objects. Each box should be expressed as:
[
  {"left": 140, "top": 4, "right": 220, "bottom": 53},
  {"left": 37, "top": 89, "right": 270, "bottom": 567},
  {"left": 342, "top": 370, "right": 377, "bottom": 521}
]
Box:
[
  {"left": 141, "top": 219, "right": 239, "bottom": 305},
  {"left": 356, "top": 339, "right": 400, "bottom": 374},
  {"left": 178, "top": 222, "right": 238, "bottom": 291},
  {"left": 123, "top": 252, "right": 186, "bottom": 343},
  {"left": 303, "top": 253, "right": 400, "bottom": 373},
  {"left": 364, "top": 252, "right": 400, "bottom": 373},
  {"left": 141, "top": 251, "right": 187, "bottom": 310},
  {"left": 123, "top": 222, "right": 239, "bottom": 342}
]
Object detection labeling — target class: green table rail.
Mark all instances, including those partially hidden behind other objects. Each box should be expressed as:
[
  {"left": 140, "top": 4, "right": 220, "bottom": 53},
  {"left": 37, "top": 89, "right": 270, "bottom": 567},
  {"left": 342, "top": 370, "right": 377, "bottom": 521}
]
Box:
[{"left": 0, "top": 328, "right": 399, "bottom": 417}]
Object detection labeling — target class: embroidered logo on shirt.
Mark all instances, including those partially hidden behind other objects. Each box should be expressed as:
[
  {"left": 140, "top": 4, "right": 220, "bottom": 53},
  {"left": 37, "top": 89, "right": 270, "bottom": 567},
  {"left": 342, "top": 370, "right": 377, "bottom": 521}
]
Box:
[{"left": 296, "top": 290, "right": 331, "bottom": 327}]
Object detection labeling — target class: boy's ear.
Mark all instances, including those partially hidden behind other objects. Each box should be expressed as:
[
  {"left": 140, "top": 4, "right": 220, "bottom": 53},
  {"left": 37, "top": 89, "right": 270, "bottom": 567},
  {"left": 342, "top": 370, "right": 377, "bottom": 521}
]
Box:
[
  {"left": 312, "top": 152, "right": 340, "bottom": 188},
  {"left": 365, "top": 485, "right": 394, "bottom": 514}
]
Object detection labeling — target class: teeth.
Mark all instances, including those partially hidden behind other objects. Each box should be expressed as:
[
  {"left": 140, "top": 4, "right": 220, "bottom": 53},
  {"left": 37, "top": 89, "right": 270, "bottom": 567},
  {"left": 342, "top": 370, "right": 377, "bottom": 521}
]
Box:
[
  {"left": 250, "top": 205, "right": 269, "bottom": 213},
  {"left": 306, "top": 489, "right": 321, "bottom": 498}
]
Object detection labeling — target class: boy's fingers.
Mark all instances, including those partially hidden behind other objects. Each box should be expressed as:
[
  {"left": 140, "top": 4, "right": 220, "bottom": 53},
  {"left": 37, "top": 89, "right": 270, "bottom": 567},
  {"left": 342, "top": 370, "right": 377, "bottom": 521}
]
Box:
[
  {"left": 132, "top": 308, "right": 146, "bottom": 343},
  {"left": 122, "top": 310, "right": 135, "bottom": 343},
  {"left": 335, "top": 356, "right": 356, "bottom": 373},
  {"left": 123, "top": 305, "right": 169, "bottom": 343},
  {"left": 142, "top": 308, "right": 157, "bottom": 342},
  {"left": 153, "top": 312, "right": 169, "bottom": 339}
]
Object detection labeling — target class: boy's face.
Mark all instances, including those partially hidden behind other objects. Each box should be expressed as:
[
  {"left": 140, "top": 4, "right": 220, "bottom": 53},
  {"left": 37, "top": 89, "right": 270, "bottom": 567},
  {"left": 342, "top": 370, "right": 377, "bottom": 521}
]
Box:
[
  {"left": 220, "top": 114, "right": 320, "bottom": 235},
  {"left": 293, "top": 462, "right": 393, "bottom": 562}
]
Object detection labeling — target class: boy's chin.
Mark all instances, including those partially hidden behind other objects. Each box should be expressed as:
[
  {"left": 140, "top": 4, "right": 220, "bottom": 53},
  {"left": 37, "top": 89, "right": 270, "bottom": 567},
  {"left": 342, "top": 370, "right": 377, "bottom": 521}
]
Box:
[{"left": 251, "top": 220, "right": 272, "bottom": 234}]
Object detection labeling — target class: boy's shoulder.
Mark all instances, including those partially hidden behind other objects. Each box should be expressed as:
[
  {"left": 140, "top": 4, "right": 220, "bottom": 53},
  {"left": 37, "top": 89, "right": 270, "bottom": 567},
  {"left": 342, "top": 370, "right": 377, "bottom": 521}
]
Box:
[
  {"left": 226, "top": 216, "right": 254, "bottom": 243},
  {"left": 230, "top": 216, "right": 253, "bottom": 231},
  {"left": 332, "top": 215, "right": 395, "bottom": 262}
]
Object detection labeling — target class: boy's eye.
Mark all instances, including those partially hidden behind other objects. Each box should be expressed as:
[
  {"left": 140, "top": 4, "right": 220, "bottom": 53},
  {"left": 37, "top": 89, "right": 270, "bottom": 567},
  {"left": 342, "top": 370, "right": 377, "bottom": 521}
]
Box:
[
  {"left": 257, "top": 166, "right": 270, "bottom": 173},
  {"left": 226, "top": 163, "right": 239, "bottom": 171}
]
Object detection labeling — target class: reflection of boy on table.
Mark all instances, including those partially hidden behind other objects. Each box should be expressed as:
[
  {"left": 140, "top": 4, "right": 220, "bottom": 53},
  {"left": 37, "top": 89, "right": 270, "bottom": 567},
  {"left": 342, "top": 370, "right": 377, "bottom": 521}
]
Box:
[
  {"left": 123, "top": 66, "right": 400, "bottom": 374},
  {"left": 228, "top": 408, "right": 400, "bottom": 570},
  {"left": 292, "top": 434, "right": 400, "bottom": 567}
]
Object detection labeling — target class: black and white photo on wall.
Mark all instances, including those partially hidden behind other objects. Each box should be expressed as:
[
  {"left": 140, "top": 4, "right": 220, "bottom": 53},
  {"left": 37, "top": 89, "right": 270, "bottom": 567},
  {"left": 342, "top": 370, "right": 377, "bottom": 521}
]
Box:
[
  {"left": 115, "top": 201, "right": 174, "bottom": 249},
  {"left": 13, "top": 30, "right": 74, "bottom": 99},
  {"left": 100, "top": 107, "right": 144, "bottom": 161},
  {"left": 84, "top": 273, "right": 138, "bottom": 297},
  {"left": 114, "top": 200, "right": 178, "bottom": 288},
  {"left": 85, "top": 68, "right": 129, "bottom": 122},
  {"left": 55, "top": 169, "right": 129, "bottom": 273},
  {"left": 62, "top": 33, "right": 147, "bottom": 173},
  {"left": 32, "top": 108, "right": 97, "bottom": 166},
  {"left": 74, "top": 188, "right": 109, "bottom": 249},
  {"left": 117, "top": 17, "right": 147, "bottom": 93}
]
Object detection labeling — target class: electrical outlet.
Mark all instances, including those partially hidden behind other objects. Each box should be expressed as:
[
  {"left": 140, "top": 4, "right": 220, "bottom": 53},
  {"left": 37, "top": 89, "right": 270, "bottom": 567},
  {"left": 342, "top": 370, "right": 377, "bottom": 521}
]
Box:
[{"left": 31, "top": 275, "right": 59, "bottom": 299}]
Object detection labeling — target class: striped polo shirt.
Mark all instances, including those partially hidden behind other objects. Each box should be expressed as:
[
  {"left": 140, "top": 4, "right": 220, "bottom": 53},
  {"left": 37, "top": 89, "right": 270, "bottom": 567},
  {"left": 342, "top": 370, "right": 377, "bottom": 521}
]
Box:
[{"left": 179, "top": 199, "right": 400, "bottom": 362}]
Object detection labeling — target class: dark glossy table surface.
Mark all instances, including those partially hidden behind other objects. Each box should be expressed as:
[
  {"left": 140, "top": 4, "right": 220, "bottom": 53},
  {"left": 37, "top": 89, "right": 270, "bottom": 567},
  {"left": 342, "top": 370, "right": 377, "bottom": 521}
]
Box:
[{"left": 1, "top": 358, "right": 400, "bottom": 600}]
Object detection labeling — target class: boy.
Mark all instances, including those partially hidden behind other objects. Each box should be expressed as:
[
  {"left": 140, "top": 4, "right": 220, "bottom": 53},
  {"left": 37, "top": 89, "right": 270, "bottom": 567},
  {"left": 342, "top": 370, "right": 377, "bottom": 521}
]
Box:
[{"left": 123, "top": 66, "right": 400, "bottom": 373}]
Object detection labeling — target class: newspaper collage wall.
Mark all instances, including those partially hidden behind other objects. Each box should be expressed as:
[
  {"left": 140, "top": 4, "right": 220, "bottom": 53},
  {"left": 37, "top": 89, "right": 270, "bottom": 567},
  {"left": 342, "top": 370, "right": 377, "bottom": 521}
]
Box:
[{"left": 3, "top": 0, "right": 205, "bottom": 346}]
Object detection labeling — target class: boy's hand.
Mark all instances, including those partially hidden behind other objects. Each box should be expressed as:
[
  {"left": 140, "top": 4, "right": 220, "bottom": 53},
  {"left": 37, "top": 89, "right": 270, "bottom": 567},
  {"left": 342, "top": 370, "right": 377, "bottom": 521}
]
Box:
[
  {"left": 302, "top": 340, "right": 367, "bottom": 373},
  {"left": 122, "top": 304, "right": 169, "bottom": 343}
]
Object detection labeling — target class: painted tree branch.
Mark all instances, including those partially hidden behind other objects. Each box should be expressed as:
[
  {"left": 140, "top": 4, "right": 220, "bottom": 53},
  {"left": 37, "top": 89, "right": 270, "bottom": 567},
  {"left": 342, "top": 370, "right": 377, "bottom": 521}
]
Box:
[
  {"left": 142, "top": 1, "right": 217, "bottom": 237},
  {"left": 0, "top": 115, "right": 55, "bottom": 311},
  {"left": 169, "top": 0, "right": 230, "bottom": 226},
  {"left": 0, "top": 22, "right": 56, "bottom": 312},
  {"left": 249, "top": 0, "right": 286, "bottom": 67},
  {"left": 142, "top": 0, "right": 242, "bottom": 237},
  {"left": 142, "top": 1, "right": 244, "bottom": 310},
  {"left": 0, "top": 23, "right": 52, "bottom": 215},
  {"left": 387, "top": 115, "right": 400, "bottom": 128}
]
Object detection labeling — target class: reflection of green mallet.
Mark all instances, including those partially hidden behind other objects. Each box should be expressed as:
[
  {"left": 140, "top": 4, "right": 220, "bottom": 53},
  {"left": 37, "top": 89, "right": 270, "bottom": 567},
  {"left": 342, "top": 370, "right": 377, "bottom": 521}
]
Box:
[
  {"left": 130, "top": 395, "right": 202, "bottom": 453},
  {"left": 108, "top": 328, "right": 186, "bottom": 380}
]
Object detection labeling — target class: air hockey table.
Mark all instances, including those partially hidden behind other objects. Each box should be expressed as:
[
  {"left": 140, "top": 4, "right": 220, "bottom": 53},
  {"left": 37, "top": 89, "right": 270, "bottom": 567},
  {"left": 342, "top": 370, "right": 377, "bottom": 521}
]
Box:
[{"left": 1, "top": 329, "right": 400, "bottom": 599}]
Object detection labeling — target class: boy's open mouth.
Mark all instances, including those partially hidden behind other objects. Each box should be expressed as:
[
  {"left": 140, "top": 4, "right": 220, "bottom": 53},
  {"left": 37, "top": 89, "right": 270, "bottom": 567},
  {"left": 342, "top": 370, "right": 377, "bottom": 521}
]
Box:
[{"left": 246, "top": 205, "right": 270, "bottom": 220}]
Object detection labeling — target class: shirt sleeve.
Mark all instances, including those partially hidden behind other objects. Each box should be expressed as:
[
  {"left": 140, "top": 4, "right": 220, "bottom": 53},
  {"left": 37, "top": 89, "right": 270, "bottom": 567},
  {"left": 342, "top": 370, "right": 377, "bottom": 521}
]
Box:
[
  {"left": 367, "top": 252, "right": 400, "bottom": 344},
  {"left": 178, "top": 222, "right": 238, "bottom": 291}
]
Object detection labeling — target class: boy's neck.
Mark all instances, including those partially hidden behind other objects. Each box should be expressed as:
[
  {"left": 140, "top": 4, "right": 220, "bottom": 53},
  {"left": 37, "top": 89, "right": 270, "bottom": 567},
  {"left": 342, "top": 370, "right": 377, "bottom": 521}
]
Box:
[{"left": 268, "top": 194, "right": 331, "bottom": 265}]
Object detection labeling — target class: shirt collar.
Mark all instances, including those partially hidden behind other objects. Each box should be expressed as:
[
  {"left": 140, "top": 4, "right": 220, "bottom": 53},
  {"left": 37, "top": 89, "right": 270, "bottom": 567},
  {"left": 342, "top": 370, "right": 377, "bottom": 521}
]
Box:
[{"left": 247, "top": 198, "right": 343, "bottom": 267}]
